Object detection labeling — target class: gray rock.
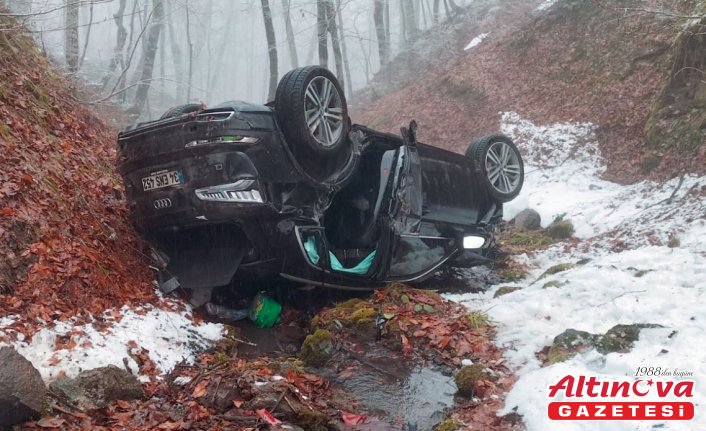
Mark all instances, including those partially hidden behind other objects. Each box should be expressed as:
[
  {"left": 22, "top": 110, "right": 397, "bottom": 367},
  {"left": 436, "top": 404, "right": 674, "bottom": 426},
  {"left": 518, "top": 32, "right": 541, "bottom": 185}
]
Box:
[
  {"left": 547, "top": 219, "right": 575, "bottom": 240},
  {"left": 596, "top": 324, "right": 662, "bottom": 354},
  {"left": 49, "top": 365, "right": 144, "bottom": 409},
  {"left": 493, "top": 286, "right": 522, "bottom": 298},
  {"left": 512, "top": 209, "right": 542, "bottom": 231},
  {"left": 0, "top": 347, "right": 46, "bottom": 428},
  {"left": 547, "top": 329, "right": 598, "bottom": 365}
]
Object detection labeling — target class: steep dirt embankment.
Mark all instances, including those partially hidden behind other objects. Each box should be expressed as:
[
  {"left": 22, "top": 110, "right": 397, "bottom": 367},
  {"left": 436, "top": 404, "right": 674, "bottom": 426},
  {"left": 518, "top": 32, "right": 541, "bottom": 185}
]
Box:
[
  {"left": 0, "top": 19, "right": 154, "bottom": 336},
  {"left": 356, "top": 0, "right": 706, "bottom": 183}
]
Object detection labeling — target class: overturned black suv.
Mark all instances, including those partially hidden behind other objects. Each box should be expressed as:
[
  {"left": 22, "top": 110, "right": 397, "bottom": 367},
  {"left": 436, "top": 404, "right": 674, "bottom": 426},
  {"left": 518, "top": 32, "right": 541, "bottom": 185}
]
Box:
[{"left": 117, "top": 66, "right": 524, "bottom": 291}]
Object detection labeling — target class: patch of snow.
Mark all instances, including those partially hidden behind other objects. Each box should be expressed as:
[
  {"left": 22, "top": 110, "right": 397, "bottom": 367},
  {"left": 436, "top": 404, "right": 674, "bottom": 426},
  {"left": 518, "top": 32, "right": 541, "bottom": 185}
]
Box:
[
  {"left": 0, "top": 315, "right": 16, "bottom": 329},
  {"left": 173, "top": 376, "right": 192, "bottom": 385},
  {"left": 1, "top": 302, "right": 223, "bottom": 381},
  {"left": 536, "top": 0, "right": 559, "bottom": 11},
  {"left": 464, "top": 33, "right": 489, "bottom": 51},
  {"left": 447, "top": 112, "right": 706, "bottom": 431}
]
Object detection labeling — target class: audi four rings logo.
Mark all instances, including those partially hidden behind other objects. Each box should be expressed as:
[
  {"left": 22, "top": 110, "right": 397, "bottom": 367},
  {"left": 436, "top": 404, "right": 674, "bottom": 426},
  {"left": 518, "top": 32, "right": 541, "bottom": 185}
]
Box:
[{"left": 153, "top": 198, "right": 172, "bottom": 209}]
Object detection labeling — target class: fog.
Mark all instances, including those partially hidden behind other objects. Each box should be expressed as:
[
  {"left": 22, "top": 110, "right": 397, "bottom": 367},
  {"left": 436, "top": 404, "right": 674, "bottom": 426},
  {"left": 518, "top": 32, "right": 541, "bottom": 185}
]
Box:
[{"left": 4, "top": 0, "right": 460, "bottom": 120}]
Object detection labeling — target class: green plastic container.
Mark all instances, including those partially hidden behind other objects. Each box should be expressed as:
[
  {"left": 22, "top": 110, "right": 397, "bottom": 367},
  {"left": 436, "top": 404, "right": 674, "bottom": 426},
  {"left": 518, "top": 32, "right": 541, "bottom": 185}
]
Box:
[{"left": 249, "top": 293, "right": 282, "bottom": 328}]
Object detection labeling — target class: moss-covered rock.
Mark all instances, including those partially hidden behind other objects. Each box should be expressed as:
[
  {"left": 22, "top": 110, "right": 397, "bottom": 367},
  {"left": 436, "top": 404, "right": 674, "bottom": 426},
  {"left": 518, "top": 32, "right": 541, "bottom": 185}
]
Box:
[
  {"left": 547, "top": 329, "right": 599, "bottom": 364},
  {"left": 542, "top": 280, "right": 566, "bottom": 289},
  {"left": 299, "top": 329, "right": 333, "bottom": 367},
  {"left": 434, "top": 418, "right": 460, "bottom": 431},
  {"left": 596, "top": 324, "right": 662, "bottom": 354},
  {"left": 539, "top": 262, "right": 576, "bottom": 279},
  {"left": 454, "top": 364, "right": 489, "bottom": 397},
  {"left": 667, "top": 235, "right": 681, "bottom": 248},
  {"left": 295, "top": 410, "right": 329, "bottom": 431},
  {"left": 547, "top": 219, "right": 575, "bottom": 240},
  {"left": 494, "top": 286, "right": 522, "bottom": 298}
]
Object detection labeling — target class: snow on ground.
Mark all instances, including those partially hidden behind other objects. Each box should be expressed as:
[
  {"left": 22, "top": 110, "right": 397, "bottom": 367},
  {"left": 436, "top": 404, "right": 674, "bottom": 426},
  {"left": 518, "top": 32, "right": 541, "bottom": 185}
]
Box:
[
  {"left": 464, "top": 33, "right": 489, "bottom": 51},
  {"left": 0, "top": 301, "right": 223, "bottom": 381},
  {"left": 447, "top": 112, "right": 706, "bottom": 430},
  {"left": 536, "top": 0, "right": 559, "bottom": 11}
]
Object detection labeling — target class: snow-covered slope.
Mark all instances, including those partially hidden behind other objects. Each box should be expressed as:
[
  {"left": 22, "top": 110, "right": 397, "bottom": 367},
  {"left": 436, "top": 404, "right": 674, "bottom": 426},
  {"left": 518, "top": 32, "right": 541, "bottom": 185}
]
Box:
[{"left": 447, "top": 113, "right": 706, "bottom": 430}]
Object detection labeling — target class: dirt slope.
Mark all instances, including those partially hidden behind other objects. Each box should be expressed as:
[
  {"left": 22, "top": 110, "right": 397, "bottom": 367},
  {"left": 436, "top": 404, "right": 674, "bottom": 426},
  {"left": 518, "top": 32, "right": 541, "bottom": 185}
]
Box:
[
  {"left": 356, "top": 0, "right": 706, "bottom": 183},
  {"left": 0, "top": 19, "right": 154, "bottom": 338}
]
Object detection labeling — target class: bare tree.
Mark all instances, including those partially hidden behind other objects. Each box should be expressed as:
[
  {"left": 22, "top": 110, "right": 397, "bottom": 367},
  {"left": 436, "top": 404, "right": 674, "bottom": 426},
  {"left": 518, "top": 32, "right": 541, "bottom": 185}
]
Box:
[
  {"left": 64, "top": 0, "right": 80, "bottom": 72},
  {"left": 78, "top": 0, "right": 94, "bottom": 68},
  {"left": 374, "top": 0, "right": 389, "bottom": 65},
  {"left": 326, "top": 0, "right": 344, "bottom": 88},
  {"left": 129, "top": 0, "right": 165, "bottom": 116},
  {"left": 167, "top": 0, "right": 185, "bottom": 101},
  {"left": 335, "top": 0, "right": 352, "bottom": 95},
  {"left": 185, "top": 4, "right": 194, "bottom": 100},
  {"left": 281, "top": 0, "right": 298, "bottom": 68},
  {"left": 101, "top": 0, "right": 127, "bottom": 89},
  {"left": 401, "top": 0, "right": 417, "bottom": 42},
  {"left": 317, "top": 0, "right": 328, "bottom": 67},
  {"left": 261, "top": 0, "right": 278, "bottom": 101}
]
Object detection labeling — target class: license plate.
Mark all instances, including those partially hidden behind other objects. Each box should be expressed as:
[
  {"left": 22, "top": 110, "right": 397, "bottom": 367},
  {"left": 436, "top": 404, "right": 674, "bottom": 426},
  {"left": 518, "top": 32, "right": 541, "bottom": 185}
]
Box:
[{"left": 142, "top": 170, "right": 183, "bottom": 191}]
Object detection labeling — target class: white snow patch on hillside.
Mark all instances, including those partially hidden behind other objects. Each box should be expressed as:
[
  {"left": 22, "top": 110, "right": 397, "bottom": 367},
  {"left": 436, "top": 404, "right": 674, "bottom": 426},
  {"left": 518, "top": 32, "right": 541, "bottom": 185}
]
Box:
[
  {"left": 447, "top": 112, "right": 706, "bottom": 431},
  {"left": 536, "top": 0, "right": 559, "bottom": 11},
  {"left": 0, "top": 302, "right": 223, "bottom": 381},
  {"left": 464, "top": 33, "right": 489, "bottom": 51}
]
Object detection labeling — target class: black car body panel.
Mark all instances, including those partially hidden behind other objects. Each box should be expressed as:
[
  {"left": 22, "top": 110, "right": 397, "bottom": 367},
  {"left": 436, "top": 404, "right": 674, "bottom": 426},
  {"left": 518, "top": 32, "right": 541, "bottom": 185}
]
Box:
[{"left": 117, "top": 100, "right": 509, "bottom": 291}]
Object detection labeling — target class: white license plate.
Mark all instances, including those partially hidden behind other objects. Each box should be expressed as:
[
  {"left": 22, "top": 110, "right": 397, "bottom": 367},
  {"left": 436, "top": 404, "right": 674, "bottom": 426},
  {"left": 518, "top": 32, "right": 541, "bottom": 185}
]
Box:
[{"left": 142, "top": 170, "right": 183, "bottom": 191}]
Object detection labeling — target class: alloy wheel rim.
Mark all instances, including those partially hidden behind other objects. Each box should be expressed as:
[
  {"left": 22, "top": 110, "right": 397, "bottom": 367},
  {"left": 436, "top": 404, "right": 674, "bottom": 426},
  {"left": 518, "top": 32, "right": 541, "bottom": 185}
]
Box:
[
  {"left": 304, "top": 76, "right": 344, "bottom": 147},
  {"left": 485, "top": 141, "right": 521, "bottom": 194}
]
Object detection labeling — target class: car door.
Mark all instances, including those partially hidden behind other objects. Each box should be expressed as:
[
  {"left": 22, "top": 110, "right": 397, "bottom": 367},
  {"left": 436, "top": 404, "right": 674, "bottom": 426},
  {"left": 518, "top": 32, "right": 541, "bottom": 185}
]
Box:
[{"left": 383, "top": 134, "right": 458, "bottom": 282}]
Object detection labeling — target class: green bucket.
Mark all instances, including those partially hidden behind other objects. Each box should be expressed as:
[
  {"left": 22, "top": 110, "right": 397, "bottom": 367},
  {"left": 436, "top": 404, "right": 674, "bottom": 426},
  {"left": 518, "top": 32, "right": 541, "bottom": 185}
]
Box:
[{"left": 249, "top": 293, "right": 282, "bottom": 328}]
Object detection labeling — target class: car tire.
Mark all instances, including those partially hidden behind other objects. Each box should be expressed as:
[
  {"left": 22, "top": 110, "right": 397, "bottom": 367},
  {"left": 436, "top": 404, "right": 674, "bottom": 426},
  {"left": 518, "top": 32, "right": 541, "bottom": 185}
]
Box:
[
  {"left": 274, "top": 66, "right": 350, "bottom": 155},
  {"left": 466, "top": 135, "right": 524, "bottom": 203},
  {"left": 159, "top": 103, "right": 202, "bottom": 120}
]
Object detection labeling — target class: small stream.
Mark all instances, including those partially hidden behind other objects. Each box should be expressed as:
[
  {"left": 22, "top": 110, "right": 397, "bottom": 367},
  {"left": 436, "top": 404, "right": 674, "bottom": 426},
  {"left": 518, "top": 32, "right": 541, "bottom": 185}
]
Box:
[{"left": 331, "top": 364, "right": 456, "bottom": 430}]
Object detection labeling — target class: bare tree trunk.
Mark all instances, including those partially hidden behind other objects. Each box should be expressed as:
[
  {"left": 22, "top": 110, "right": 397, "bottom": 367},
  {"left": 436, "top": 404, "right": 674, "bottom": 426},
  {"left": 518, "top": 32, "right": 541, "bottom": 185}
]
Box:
[
  {"left": 159, "top": 4, "right": 165, "bottom": 106},
  {"left": 317, "top": 0, "right": 328, "bottom": 67},
  {"left": 326, "top": 0, "right": 344, "bottom": 87},
  {"left": 261, "top": 0, "right": 278, "bottom": 102},
  {"left": 401, "top": 0, "right": 417, "bottom": 41},
  {"left": 384, "top": 0, "right": 390, "bottom": 52},
  {"left": 374, "top": 0, "right": 389, "bottom": 65},
  {"left": 431, "top": 0, "right": 438, "bottom": 24},
  {"left": 129, "top": 0, "right": 165, "bottom": 117},
  {"left": 399, "top": 0, "right": 406, "bottom": 48},
  {"left": 102, "top": 0, "right": 127, "bottom": 89},
  {"left": 78, "top": 0, "right": 94, "bottom": 69},
  {"left": 335, "top": 0, "right": 352, "bottom": 95},
  {"left": 305, "top": 26, "right": 318, "bottom": 65},
  {"left": 121, "top": 0, "right": 140, "bottom": 101},
  {"left": 167, "top": 0, "right": 184, "bottom": 101},
  {"left": 64, "top": 0, "right": 80, "bottom": 72},
  {"left": 281, "top": 0, "right": 298, "bottom": 68},
  {"left": 185, "top": 5, "right": 194, "bottom": 101}
]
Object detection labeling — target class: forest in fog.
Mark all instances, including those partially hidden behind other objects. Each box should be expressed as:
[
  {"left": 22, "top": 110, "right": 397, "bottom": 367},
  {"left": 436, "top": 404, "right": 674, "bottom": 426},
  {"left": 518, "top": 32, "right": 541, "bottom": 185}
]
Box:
[{"left": 1, "top": 0, "right": 468, "bottom": 120}]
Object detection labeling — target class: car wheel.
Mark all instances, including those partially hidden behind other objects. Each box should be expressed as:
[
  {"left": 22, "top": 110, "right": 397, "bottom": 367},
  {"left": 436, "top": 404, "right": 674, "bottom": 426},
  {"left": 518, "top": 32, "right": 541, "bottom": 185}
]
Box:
[
  {"left": 466, "top": 135, "right": 524, "bottom": 203},
  {"left": 159, "top": 103, "right": 202, "bottom": 120},
  {"left": 274, "top": 66, "right": 350, "bottom": 155}
]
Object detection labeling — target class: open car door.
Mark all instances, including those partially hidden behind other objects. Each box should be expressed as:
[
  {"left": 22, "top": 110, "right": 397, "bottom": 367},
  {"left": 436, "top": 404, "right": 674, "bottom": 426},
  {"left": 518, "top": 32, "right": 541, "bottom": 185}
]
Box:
[{"left": 385, "top": 122, "right": 457, "bottom": 282}]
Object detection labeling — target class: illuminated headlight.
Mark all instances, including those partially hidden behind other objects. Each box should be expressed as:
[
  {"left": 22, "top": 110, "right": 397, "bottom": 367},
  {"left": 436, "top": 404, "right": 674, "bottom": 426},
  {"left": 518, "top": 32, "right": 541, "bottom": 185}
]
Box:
[
  {"left": 463, "top": 235, "right": 486, "bottom": 249},
  {"left": 185, "top": 135, "right": 259, "bottom": 148},
  {"left": 195, "top": 180, "right": 264, "bottom": 203}
]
